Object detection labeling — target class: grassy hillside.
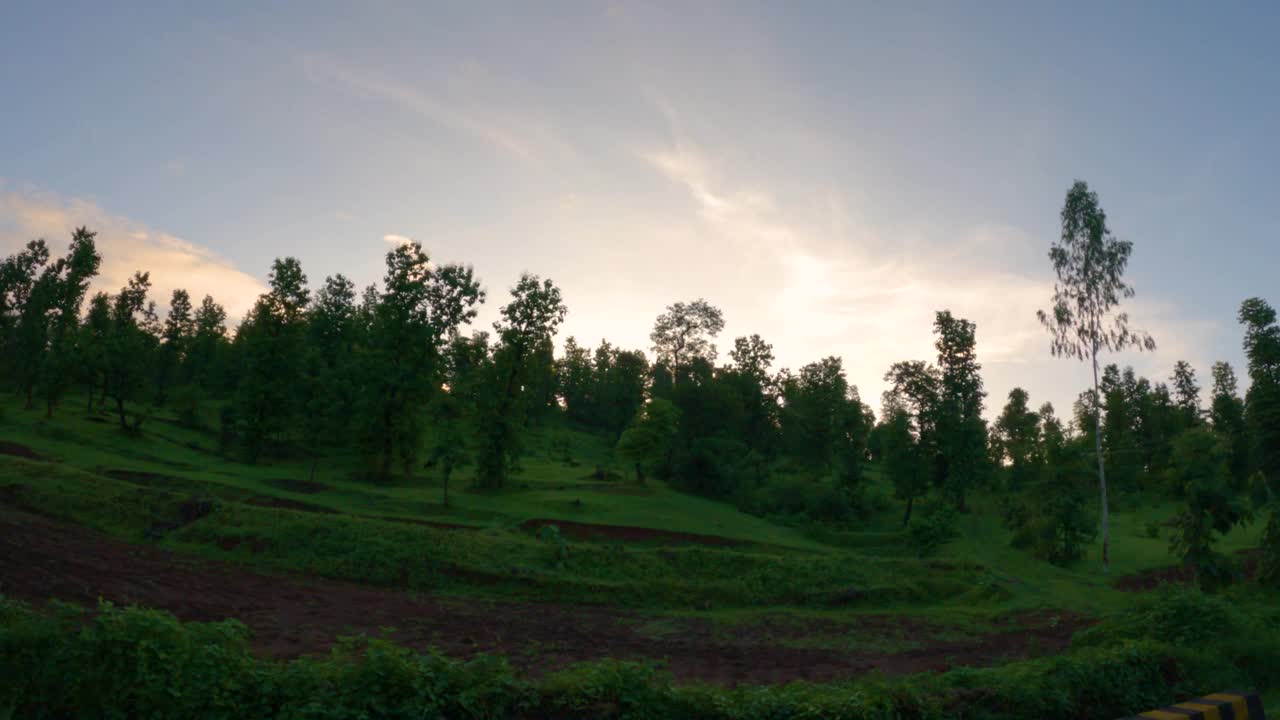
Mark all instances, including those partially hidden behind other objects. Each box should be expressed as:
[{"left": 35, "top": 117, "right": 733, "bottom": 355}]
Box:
[{"left": 2, "top": 391, "right": 1277, "bottom": 717}]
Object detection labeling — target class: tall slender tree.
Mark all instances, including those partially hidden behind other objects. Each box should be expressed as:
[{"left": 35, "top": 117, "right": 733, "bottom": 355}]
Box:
[{"left": 1038, "top": 180, "right": 1155, "bottom": 573}]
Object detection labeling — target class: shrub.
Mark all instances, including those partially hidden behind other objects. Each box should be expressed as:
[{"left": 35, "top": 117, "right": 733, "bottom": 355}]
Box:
[
  {"left": 4, "top": 596, "right": 1274, "bottom": 720},
  {"left": 908, "top": 503, "right": 958, "bottom": 557},
  {"left": 170, "top": 384, "right": 205, "bottom": 429}
]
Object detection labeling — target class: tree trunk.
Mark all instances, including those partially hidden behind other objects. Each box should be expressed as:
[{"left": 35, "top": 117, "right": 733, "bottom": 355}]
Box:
[
  {"left": 309, "top": 455, "right": 318, "bottom": 483},
  {"left": 901, "top": 493, "right": 915, "bottom": 528},
  {"left": 1092, "top": 349, "right": 1110, "bottom": 574},
  {"left": 380, "top": 406, "right": 394, "bottom": 478},
  {"left": 24, "top": 384, "right": 34, "bottom": 410},
  {"left": 116, "top": 397, "right": 128, "bottom": 431}
]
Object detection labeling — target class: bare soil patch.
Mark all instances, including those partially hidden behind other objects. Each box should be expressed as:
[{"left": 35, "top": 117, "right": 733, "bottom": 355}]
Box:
[
  {"left": 0, "top": 503, "right": 1091, "bottom": 685},
  {"left": 244, "top": 495, "right": 337, "bottom": 514},
  {"left": 519, "top": 518, "right": 739, "bottom": 547},
  {"left": 0, "top": 441, "right": 42, "bottom": 460},
  {"left": 267, "top": 478, "right": 329, "bottom": 494},
  {"left": 1114, "top": 550, "right": 1259, "bottom": 591}
]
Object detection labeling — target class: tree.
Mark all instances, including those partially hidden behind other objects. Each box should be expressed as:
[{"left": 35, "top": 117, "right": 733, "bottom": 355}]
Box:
[
  {"left": 103, "top": 272, "right": 158, "bottom": 431},
  {"left": 882, "top": 360, "right": 942, "bottom": 525},
  {"left": 0, "top": 239, "right": 50, "bottom": 407},
  {"left": 1167, "top": 427, "right": 1250, "bottom": 591},
  {"left": 1038, "top": 402, "right": 1067, "bottom": 479},
  {"left": 362, "top": 244, "right": 484, "bottom": 477},
  {"left": 186, "top": 295, "right": 228, "bottom": 391},
  {"left": 993, "top": 388, "right": 1041, "bottom": 490},
  {"left": 234, "top": 258, "right": 311, "bottom": 460},
  {"left": 780, "top": 356, "right": 869, "bottom": 489},
  {"left": 556, "top": 336, "right": 595, "bottom": 424},
  {"left": 615, "top": 398, "right": 681, "bottom": 483},
  {"left": 475, "top": 274, "right": 566, "bottom": 488},
  {"left": 154, "top": 288, "right": 194, "bottom": 406},
  {"left": 933, "top": 310, "right": 987, "bottom": 511},
  {"left": 1037, "top": 179, "right": 1156, "bottom": 573},
  {"left": 1209, "top": 361, "right": 1249, "bottom": 489},
  {"left": 1170, "top": 360, "right": 1202, "bottom": 430},
  {"left": 37, "top": 228, "right": 102, "bottom": 416},
  {"left": 1239, "top": 298, "right": 1280, "bottom": 493},
  {"left": 593, "top": 343, "right": 649, "bottom": 439},
  {"left": 428, "top": 390, "right": 467, "bottom": 506},
  {"left": 649, "top": 299, "right": 724, "bottom": 382},
  {"left": 728, "top": 334, "right": 779, "bottom": 457},
  {"left": 78, "top": 292, "right": 112, "bottom": 411},
  {"left": 881, "top": 404, "right": 928, "bottom": 527}
]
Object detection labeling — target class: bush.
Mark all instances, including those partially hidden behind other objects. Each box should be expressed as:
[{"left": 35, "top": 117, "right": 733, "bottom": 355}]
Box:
[
  {"left": 1072, "top": 585, "right": 1248, "bottom": 649},
  {"left": 3, "top": 595, "right": 1274, "bottom": 720},
  {"left": 908, "top": 503, "right": 958, "bottom": 557},
  {"left": 170, "top": 384, "right": 205, "bottom": 429},
  {"left": 805, "top": 483, "right": 853, "bottom": 523}
]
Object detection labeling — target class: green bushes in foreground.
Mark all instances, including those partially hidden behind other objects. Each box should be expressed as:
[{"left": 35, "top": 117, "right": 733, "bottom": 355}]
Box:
[{"left": 0, "top": 591, "right": 1269, "bottom": 720}]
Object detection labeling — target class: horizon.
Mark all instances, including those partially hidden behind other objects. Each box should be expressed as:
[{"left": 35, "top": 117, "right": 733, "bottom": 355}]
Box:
[{"left": 4, "top": 1, "right": 1278, "bottom": 418}]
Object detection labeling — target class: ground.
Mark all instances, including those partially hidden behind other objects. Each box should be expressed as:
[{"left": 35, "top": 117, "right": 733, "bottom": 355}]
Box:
[{"left": 0, "top": 393, "right": 1271, "bottom": 699}]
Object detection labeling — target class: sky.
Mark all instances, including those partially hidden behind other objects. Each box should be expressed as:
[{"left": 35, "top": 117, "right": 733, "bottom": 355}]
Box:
[{"left": 2, "top": 1, "right": 1277, "bottom": 421}]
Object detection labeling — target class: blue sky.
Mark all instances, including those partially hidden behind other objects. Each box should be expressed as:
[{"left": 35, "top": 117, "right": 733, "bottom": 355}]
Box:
[{"left": 2, "top": 1, "right": 1277, "bottom": 419}]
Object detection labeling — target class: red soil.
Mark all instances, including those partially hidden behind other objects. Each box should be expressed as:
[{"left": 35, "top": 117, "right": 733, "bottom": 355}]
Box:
[
  {"left": 0, "top": 503, "right": 1089, "bottom": 685},
  {"left": 518, "top": 518, "right": 740, "bottom": 547}
]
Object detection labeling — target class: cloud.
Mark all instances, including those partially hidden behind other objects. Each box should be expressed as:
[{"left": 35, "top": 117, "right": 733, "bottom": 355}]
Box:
[
  {"left": 638, "top": 132, "right": 1214, "bottom": 419},
  {"left": 300, "top": 54, "right": 538, "bottom": 161},
  {"left": 0, "top": 185, "right": 265, "bottom": 321},
  {"left": 383, "top": 233, "right": 413, "bottom": 246}
]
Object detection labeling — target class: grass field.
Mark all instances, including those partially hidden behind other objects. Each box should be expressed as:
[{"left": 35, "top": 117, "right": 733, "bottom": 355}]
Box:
[{"left": 1, "top": 392, "right": 1276, "bottom": 717}]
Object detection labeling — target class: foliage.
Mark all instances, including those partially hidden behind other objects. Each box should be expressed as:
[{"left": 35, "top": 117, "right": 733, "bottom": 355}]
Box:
[
  {"left": 1166, "top": 428, "right": 1251, "bottom": 591},
  {"left": 908, "top": 502, "right": 958, "bottom": 557},
  {"left": 4, "top": 595, "right": 1275, "bottom": 720}
]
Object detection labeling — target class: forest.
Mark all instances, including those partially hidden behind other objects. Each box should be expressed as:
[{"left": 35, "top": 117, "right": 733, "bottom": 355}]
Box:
[{"left": 2, "top": 181, "right": 1280, "bottom": 718}]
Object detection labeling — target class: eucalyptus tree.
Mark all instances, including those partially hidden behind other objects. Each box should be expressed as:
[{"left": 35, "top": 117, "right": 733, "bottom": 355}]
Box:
[{"left": 1038, "top": 180, "right": 1155, "bottom": 573}]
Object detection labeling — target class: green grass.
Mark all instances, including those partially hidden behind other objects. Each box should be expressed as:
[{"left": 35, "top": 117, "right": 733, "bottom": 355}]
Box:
[{"left": 2, "top": 390, "right": 1276, "bottom": 678}]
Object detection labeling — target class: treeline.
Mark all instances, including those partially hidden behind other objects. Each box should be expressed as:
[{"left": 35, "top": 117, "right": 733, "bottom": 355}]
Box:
[{"left": 2, "top": 218, "right": 1279, "bottom": 575}]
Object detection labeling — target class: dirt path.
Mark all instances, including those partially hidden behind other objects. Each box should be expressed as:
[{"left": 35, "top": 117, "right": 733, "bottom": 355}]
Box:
[{"left": 0, "top": 503, "right": 1088, "bottom": 685}]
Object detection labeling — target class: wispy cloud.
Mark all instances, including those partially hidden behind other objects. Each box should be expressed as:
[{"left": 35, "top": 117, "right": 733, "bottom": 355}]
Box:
[
  {"left": 300, "top": 54, "right": 538, "bottom": 161},
  {"left": 637, "top": 127, "right": 1211, "bottom": 417},
  {"left": 382, "top": 233, "right": 413, "bottom": 246},
  {"left": 0, "top": 185, "right": 265, "bottom": 320}
]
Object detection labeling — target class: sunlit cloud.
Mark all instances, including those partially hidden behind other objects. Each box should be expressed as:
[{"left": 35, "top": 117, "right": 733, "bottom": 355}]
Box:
[
  {"left": 383, "top": 233, "right": 413, "bottom": 246},
  {"left": 0, "top": 185, "right": 266, "bottom": 320},
  {"left": 637, "top": 130, "right": 1215, "bottom": 418}
]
